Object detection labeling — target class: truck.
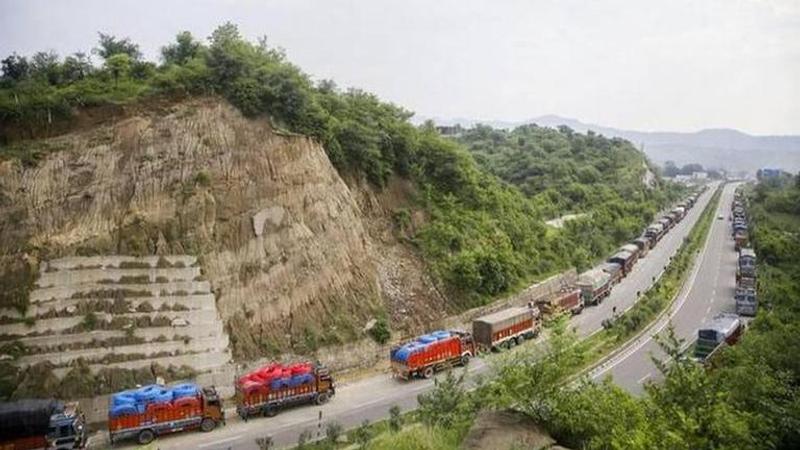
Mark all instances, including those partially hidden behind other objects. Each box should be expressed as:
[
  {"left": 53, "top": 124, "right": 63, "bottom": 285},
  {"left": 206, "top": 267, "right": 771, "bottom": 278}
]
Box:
[
  {"left": 632, "top": 237, "right": 650, "bottom": 257},
  {"left": 577, "top": 268, "right": 613, "bottom": 305},
  {"left": 601, "top": 261, "right": 623, "bottom": 285},
  {"left": 108, "top": 383, "right": 224, "bottom": 445},
  {"left": 390, "top": 330, "right": 474, "bottom": 379},
  {"left": 645, "top": 222, "right": 666, "bottom": 243},
  {"left": 694, "top": 313, "right": 745, "bottom": 362},
  {"left": 734, "top": 230, "right": 748, "bottom": 251},
  {"left": 737, "top": 248, "right": 756, "bottom": 278},
  {"left": 536, "top": 288, "right": 583, "bottom": 317},
  {"left": 608, "top": 249, "right": 636, "bottom": 277},
  {"left": 735, "top": 287, "right": 757, "bottom": 316},
  {"left": 235, "top": 362, "right": 335, "bottom": 419},
  {"left": 0, "top": 400, "right": 86, "bottom": 450},
  {"left": 658, "top": 216, "right": 673, "bottom": 232},
  {"left": 472, "top": 305, "right": 541, "bottom": 352}
]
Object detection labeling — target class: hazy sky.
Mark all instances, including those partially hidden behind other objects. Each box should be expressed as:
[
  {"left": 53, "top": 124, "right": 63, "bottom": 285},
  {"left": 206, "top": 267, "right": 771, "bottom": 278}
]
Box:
[{"left": 1, "top": 0, "right": 798, "bottom": 135}]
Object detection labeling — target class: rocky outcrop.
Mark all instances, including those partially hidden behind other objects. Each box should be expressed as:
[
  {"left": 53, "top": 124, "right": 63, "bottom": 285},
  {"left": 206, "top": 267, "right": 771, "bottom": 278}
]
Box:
[{"left": 0, "top": 98, "right": 382, "bottom": 360}]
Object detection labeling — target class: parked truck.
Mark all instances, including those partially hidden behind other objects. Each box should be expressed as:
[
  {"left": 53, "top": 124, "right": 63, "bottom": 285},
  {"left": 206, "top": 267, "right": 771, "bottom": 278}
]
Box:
[
  {"left": 734, "top": 230, "right": 748, "bottom": 251},
  {"left": 632, "top": 237, "right": 650, "bottom": 258},
  {"left": 645, "top": 222, "right": 666, "bottom": 243},
  {"left": 472, "top": 305, "right": 540, "bottom": 352},
  {"left": 108, "top": 383, "right": 224, "bottom": 445},
  {"left": 577, "top": 268, "right": 613, "bottom": 305},
  {"left": 391, "top": 330, "right": 474, "bottom": 379},
  {"left": 601, "top": 261, "right": 623, "bottom": 285},
  {"left": 235, "top": 362, "right": 335, "bottom": 419},
  {"left": 735, "top": 287, "right": 757, "bottom": 317},
  {"left": 0, "top": 400, "right": 86, "bottom": 450},
  {"left": 536, "top": 288, "right": 583, "bottom": 317},
  {"left": 658, "top": 216, "right": 673, "bottom": 232},
  {"left": 608, "top": 249, "right": 636, "bottom": 277},
  {"left": 694, "top": 313, "right": 745, "bottom": 362}
]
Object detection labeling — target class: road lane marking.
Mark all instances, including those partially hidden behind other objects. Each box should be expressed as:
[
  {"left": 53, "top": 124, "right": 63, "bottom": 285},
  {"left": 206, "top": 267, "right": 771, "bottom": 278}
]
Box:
[
  {"left": 706, "top": 306, "right": 711, "bottom": 313},
  {"left": 199, "top": 436, "right": 242, "bottom": 448},
  {"left": 638, "top": 373, "right": 652, "bottom": 384}
]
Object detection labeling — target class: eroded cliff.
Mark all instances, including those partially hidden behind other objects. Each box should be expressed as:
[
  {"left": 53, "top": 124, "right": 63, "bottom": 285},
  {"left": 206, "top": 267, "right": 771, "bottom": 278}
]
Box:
[{"left": 0, "top": 98, "right": 401, "bottom": 359}]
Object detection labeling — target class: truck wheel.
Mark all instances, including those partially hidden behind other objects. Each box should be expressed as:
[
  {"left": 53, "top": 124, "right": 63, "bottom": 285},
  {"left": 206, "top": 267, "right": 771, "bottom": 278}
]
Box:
[
  {"left": 315, "top": 392, "right": 330, "bottom": 405},
  {"left": 137, "top": 429, "right": 155, "bottom": 445},
  {"left": 516, "top": 335, "right": 525, "bottom": 346},
  {"left": 460, "top": 354, "right": 471, "bottom": 366},
  {"left": 263, "top": 405, "right": 279, "bottom": 417},
  {"left": 422, "top": 367, "right": 434, "bottom": 379},
  {"left": 508, "top": 338, "right": 517, "bottom": 348},
  {"left": 201, "top": 417, "right": 217, "bottom": 432}
]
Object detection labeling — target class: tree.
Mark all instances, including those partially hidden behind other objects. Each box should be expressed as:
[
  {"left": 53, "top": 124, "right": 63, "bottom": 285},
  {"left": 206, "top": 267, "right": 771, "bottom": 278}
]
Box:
[
  {"left": 255, "top": 435, "right": 274, "bottom": 450},
  {"left": 353, "top": 419, "right": 371, "bottom": 449},
  {"left": 104, "top": 53, "right": 131, "bottom": 84},
  {"left": 662, "top": 160, "right": 679, "bottom": 177},
  {"left": 388, "top": 404, "right": 402, "bottom": 432},
  {"left": 1, "top": 53, "right": 30, "bottom": 82},
  {"left": 30, "top": 51, "right": 61, "bottom": 85},
  {"left": 94, "top": 32, "right": 141, "bottom": 61},
  {"left": 325, "top": 421, "right": 343, "bottom": 445},
  {"left": 61, "top": 52, "right": 93, "bottom": 83},
  {"left": 161, "top": 31, "right": 201, "bottom": 65},
  {"left": 417, "top": 369, "right": 474, "bottom": 431}
]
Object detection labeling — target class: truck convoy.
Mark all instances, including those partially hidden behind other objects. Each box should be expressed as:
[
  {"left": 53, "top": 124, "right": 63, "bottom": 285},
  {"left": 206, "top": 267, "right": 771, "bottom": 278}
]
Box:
[
  {"left": 108, "top": 383, "right": 223, "bottom": 445},
  {"left": 0, "top": 400, "right": 86, "bottom": 450},
  {"left": 391, "top": 330, "right": 474, "bottom": 379},
  {"left": 694, "top": 313, "right": 745, "bottom": 362},
  {"left": 235, "top": 362, "right": 335, "bottom": 419},
  {"left": 472, "top": 304, "right": 541, "bottom": 352}
]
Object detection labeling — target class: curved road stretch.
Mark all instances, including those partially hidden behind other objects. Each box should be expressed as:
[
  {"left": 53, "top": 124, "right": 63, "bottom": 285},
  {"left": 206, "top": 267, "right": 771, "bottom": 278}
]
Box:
[
  {"left": 119, "top": 184, "right": 719, "bottom": 450},
  {"left": 590, "top": 182, "right": 736, "bottom": 394}
]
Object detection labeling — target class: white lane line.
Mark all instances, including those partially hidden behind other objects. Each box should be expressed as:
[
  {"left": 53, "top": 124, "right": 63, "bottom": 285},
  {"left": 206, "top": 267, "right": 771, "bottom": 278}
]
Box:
[
  {"left": 198, "top": 436, "right": 242, "bottom": 448},
  {"left": 706, "top": 306, "right": 711, "bottom": 314},
  {"left": 638, "top": 373, "right": 652, "bottom": 384}
]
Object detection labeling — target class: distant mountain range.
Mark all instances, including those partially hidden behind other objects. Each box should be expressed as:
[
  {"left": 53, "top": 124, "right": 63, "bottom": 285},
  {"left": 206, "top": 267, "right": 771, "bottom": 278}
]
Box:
[{"left": 421, "top": 115, "right": 800, "bottom": 174}]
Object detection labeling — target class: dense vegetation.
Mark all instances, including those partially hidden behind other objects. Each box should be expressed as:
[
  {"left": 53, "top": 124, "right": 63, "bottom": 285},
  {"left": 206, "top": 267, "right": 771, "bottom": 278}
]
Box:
[
  {"left": 0, "top": 24, "right": 681, "bottom": 308},
  {"left": 457, "top": 125, "right": 684, "bottom": 270}
]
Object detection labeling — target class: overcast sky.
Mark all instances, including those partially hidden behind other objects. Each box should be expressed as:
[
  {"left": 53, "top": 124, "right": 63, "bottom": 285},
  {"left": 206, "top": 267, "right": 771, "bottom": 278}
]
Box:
[{"left": 1, "top": 0, "right": 798, "bottom": 135}]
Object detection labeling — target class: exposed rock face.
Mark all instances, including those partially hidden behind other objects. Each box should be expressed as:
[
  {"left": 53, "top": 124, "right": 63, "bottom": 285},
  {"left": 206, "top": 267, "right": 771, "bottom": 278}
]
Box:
[{"left": 0, "top": 98, "right": 382, "bottom": 359}]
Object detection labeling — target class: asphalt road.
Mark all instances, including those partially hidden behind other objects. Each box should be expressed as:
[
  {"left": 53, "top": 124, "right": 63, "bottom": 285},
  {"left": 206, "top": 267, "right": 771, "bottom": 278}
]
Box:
[
  {"left": 117, "top": 184, "right": 718, "bottom": 450},
  {"left": 590, "top": 182, "right": 736, "bottom": 394}
]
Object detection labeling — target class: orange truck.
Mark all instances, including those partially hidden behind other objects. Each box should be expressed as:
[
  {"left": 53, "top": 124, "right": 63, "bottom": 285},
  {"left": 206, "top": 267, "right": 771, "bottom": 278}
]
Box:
[
  {"left": 235, "top": 363, "right": 335, "bottom": 419},
  {"left": 536, "top": 288, "right": 583, "bottom": 317},
  {"left": 472, "top": 305, "right": 541, "bottom": 352},
  {"left": 390, "top": 330, "right": 475, "bottom": 379},
  {"left": 108, "top": 384, "right": 224, "bottom": 445}
]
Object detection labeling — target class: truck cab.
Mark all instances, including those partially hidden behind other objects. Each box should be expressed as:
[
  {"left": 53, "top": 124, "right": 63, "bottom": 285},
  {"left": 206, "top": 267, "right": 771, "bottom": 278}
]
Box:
[{"left": 201, "top": 387, "right": 225, "bottom": 426}]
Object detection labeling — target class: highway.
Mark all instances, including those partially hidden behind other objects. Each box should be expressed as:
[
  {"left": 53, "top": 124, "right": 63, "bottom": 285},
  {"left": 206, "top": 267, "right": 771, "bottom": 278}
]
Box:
[
  {"left": 119, "top": 184, "right": 718, "bottom": 450},
  {"left": 590, "top": 182, "right": 736, "bottom": 394}
]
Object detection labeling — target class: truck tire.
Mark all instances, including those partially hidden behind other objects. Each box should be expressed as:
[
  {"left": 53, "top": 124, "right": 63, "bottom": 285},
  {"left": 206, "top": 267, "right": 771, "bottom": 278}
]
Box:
[
  {"left": 460, "top": 354, "right": 471, "bottom": 366},
  {"left": 263, "top": 405, "right": 279, "bottom": 417},
  {"left": 422, "top": 367, "right": 434, "bottom": 379},
  {"left": 315, "top": 392, "right": 330, "bottom": 405},
  {"left": 137, "top": 429, "right": 155, "bottom": 445},
  {"left": 200, "top": 417, "right": 217, "bottom": 432},
  {"left": 516, "top": 335, "right": 525, "bottom": 346}
]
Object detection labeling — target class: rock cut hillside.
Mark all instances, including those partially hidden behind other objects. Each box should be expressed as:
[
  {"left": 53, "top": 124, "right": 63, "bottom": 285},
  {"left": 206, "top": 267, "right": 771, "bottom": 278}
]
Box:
[{"left": 0, "top": 98, "right": 391, "bottom": 360}]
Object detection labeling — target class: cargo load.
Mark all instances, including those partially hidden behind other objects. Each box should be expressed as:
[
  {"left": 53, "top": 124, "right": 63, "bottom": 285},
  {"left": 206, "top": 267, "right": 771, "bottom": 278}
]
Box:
[
  {"left": 0, "top": 399, "right": 86, "bottom": 450},
  {"left": 632, "top": 237, "right": 650, "bottom": 257},
  {"left": 108, "top": 383, "right": 223, "bottom": 445},
  {"left": 577, "top": 268, "right": 613, "bottom": 305},
  {"left": 235, "top": 362, "right": 335, "bottom": 419},
  {"left": 608, "top": 250, "right": 636, "bottom": 276},
  {"left": 472, "top": 305, "right": 540, "bottom": 352},
  {"left": 601, "top": 262, "right": 623, "bottom": 285},
  {"left": 645, "top": 222, "right": 666, "bottom": 243},
  {"left": 734, "top": 230, "right": 748, "bottom": 251},
  {"left": 390, "top": 330, "right": 474, "bottom": 380},
  {"left": 536, "top": 288, "right": 583, "bottom": 317},
  {"left": 658, "top": 217, "right": 672, "bottom": 232}
]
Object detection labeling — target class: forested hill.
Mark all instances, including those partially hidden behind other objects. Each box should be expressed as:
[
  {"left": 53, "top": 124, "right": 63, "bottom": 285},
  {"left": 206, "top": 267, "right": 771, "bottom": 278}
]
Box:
[
  {"left": 457, "top": 125, "right": 681, "bottom": 268},
  {"left": 1, "top": 23, "right": 679, "bottom": 316}
]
